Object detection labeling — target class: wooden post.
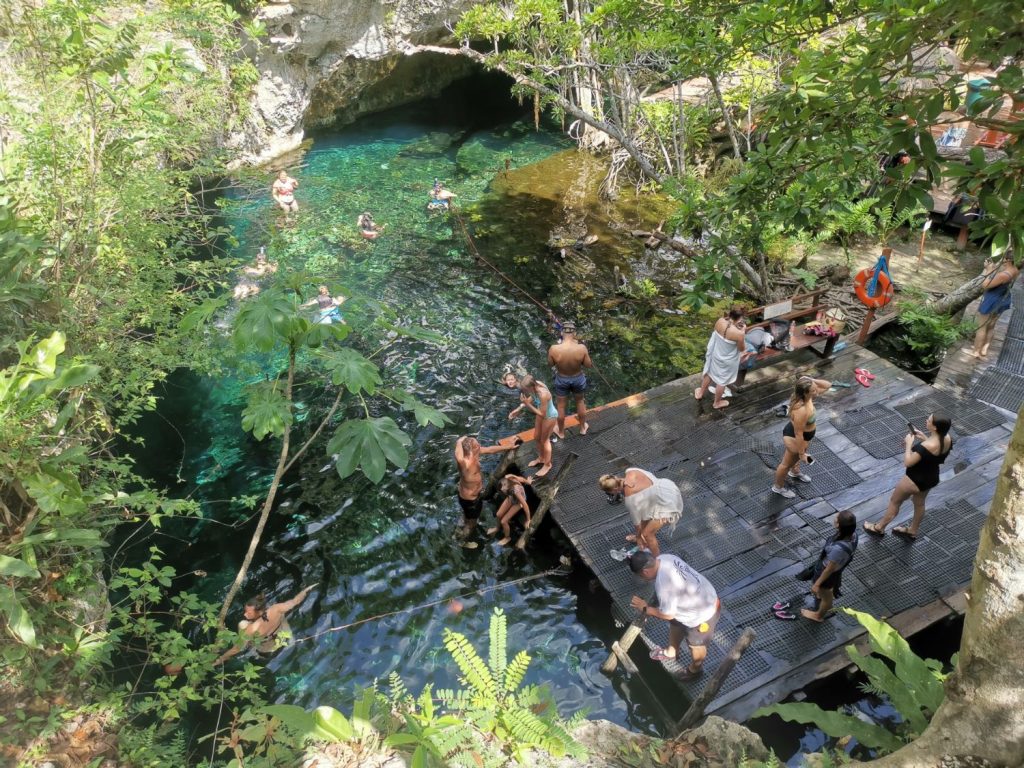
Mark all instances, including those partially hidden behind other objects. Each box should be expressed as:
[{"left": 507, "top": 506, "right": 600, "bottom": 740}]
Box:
[
  {"left": 601, "top": 610, "right": 646, "bottom": 675},
  {"left": 611, "top": 641, "right": 639, "bottom": 674},
  {"left": 857, "top": 307, "right": 876, "bottom": 345},
  {"left": 515, "top": 452, "right": 578, "bottom": 550},
  {"left": 482, "top": 447, "right": 518, "bottom": 501},
  {"left": 674, "top": 627, "right": 756, "bottom": 734}
]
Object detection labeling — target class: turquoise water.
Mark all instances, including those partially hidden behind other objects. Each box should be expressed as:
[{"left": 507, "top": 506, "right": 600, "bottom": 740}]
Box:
[{"left": 131, "top": 86, "right": 695, "bottom": 738}]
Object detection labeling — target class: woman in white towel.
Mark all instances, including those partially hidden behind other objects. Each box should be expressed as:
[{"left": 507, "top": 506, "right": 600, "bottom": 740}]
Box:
[
  {"left": 694, "top": 306, "right": 748, "bottom": 409},
  {"left": 599, "top": 470, "right": 683, "bottom": 557}
]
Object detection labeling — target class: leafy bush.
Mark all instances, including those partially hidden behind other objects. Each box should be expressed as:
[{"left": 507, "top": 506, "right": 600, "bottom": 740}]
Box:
[
  {"left": 755, "top": 608, "right": 953, "bottom": 755},
  {"left": 898, "top": 301, "right": 969, "bottom": 367}
]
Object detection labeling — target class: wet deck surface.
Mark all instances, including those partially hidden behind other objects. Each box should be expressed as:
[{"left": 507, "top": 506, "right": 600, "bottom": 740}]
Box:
[{"left": 541, "top": 337, "right": 1015, "bottom": 722}]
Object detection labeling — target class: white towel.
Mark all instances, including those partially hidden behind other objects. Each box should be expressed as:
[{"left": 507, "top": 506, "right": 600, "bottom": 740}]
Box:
[{"left": 702, "top": 330, "right": 740, "bottom": 387}]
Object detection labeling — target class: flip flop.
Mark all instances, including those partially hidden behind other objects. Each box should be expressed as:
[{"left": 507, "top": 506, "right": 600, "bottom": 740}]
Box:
[
  {"left": 771, "top": 601, "right": 792, "bottom": 612},
  {"left": 855, "top": 368, "right": 876, "bottom": 380},
  {"left": 862, "top": 521, "right": 885, "bottom": 536},
  {"left": 855, "top": 371, "right": 872, "bottom": 388},
  {"left": 892, "top": 526, "right": 918, "bottom": 540},
  {"left": 773, "top": 609, "right": 797, "bottom": 621},
  {"left": 649, "top": 647, "right": 677, "bottom": 662}
]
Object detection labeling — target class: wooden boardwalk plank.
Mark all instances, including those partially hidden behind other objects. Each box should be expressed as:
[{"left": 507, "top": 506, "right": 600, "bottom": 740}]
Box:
[{"left": 540, "top": 340, "right": 1014, "bottom": 723}]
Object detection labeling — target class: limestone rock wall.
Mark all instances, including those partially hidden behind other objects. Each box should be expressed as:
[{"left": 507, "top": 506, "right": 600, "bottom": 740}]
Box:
[{"left": 229, "top": 0, "right": 484, "bottom": 165}]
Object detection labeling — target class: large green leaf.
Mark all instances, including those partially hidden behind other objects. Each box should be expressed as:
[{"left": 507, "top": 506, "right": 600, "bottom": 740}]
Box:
[
  {"left": 755, "top": 702, "right": 903, "bottom": 752},
  {"left": 257, "top": 704, "right": 317, "bottom": 741},
  {"left": 19, "top": 528, "right": 106, "bottom": 548},
  {"left": 233, "top": 293, "right": 302, "bottom": 351},
  {"left": 312, "top": 706, "right": 354, "bottom": 742},
  {"left": 327, "top": 417, "right": 411, "bottom": 483},
  {"left": 0, "top": 555, "right": 40, "bottom": 579},
  {"left": 241, "top": 382, "right": 292, "bottom": 440},
  {"left": 320, "top": 348, "right": 382, "bottom": 395},
  {"left": 0, "top": 585, "right": 40, "bottom": 648},
  {"left": 180, "top": 296, "right": 228, "bottom": 333}
]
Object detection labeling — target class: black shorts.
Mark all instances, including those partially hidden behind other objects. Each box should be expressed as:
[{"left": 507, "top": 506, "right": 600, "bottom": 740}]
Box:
[
  {"left": 783, "top": 422, "right": 816, "bottom": 442},
  {"left": 671, "top": 602, "right": 721, "bottom": 647},
  {"left": 458, "top": 495, "right": 482, "bottom": 521}
]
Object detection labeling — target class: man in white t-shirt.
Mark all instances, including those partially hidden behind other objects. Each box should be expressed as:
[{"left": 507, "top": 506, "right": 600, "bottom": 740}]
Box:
[{"left": 629, "top": 550, "right": 720, "bottom": 680}]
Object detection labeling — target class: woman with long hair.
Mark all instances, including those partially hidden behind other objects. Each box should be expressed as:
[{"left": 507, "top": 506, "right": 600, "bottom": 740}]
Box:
[
  {"left": 863, "top": 413, "right": 952, "bottom": 539},
  {"left": 771, "top": 376, "right": 832, "bottom": 498},
  {"left": 487, "top": 472, "right": 539, "bottom": 546},
  {"left": 694, "top": 305, "right": 748, "bottom": 409},
  {"left": 598, "top": 469, "right": 682, "bottom": 557},
  {"left": 970, "top": 252, "right": 1018, "bottom": 359},
  {"left": 508, "top": 374, "right": 557, "bottom": 477}
]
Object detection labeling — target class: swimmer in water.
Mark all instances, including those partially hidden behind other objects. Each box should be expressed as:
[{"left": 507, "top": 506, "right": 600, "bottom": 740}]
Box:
[
  {"left": 214, "top": 584, "right": 318, "bottom": 665},
  {"left": 234, "top": 247, "right": 278, "bottom": 300},
  {"left": 271, "top": 170, "right": 299, "bottom": 214},
  {"left": 301, "top": 285, "right": 347, "bottom": 324},
  {"left": 357, "top": 211, "right": 385, "bottom": 239}
]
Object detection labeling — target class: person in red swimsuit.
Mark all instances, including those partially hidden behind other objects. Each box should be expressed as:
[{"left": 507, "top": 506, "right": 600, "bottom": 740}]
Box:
[{"left": 272, "top": 170, "right": 299, "bottom": 214}]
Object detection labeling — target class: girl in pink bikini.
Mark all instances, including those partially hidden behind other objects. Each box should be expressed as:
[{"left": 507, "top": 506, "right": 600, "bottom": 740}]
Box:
[{"left": 272, "top": 170, "right": 299, "bottom": 213}]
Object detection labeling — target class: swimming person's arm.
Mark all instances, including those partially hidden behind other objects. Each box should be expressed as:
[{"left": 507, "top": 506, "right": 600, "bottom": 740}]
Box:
[
  {"left": 214, "top": 622, "right": 257, "bottom": 665},
  {"left": 274, "top": 584, "right": 317, "bottom": 614}
]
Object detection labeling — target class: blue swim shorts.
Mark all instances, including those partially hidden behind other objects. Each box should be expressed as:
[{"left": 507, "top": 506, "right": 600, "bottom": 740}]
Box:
[{"left": 553, "top": 372, "right": 587, "bottom": 397}]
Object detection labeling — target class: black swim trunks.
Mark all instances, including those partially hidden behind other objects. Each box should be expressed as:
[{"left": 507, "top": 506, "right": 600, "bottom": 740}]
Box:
[
  {"left": 554, "top": 372, "right": 587, "bottom": 397},
  {"left": 458, "top": 495, "right": 482, "bottom": 520},
  {"left": 670, "top": 600, "right": 721, "bottom": 647},
  {"left": 783, "top": 422, "right": 816, "bottom": 442}
]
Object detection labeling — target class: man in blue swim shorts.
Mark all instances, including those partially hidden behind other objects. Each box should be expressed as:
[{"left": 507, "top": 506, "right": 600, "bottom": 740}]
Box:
[{"left": 547, "top": 321, "right": 593, "bottom": 438}]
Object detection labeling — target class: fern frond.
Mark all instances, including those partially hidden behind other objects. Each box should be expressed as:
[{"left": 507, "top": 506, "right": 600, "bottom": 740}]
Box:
[
  {"left": 503, "top": 650, "right": 531, "bottom": 694},
  {"left": 444, "top": 628, "right": 498, "bottom": 701},
  {"left": 489, "top": 608, "right": 508, "bottom": 679}
]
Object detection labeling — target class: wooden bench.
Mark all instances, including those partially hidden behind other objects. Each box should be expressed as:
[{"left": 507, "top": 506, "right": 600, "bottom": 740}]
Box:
[{"left": 736, "top": 288, "right": 839, "bottom": 384}]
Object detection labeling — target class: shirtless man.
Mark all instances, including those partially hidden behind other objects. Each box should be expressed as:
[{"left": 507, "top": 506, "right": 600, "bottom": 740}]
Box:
[
  {"left": 214, "top": 584, "right": 317, "bottom": 665},
  {"left": 272, "top": 170, "right": 299, "bottom": 214},
  {"left": 547, "top": 321, "right": 593, "bottom": 438},
  {"left": 454, "top": 435, "right": 520, "bottom": 548}
]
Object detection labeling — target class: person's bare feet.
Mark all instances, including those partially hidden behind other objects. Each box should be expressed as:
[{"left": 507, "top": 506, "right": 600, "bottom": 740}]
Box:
[
  {"left": 528, "top": 458, "right": 543, "bottom": 467},
  {"left": 694, "top": 387, "right": 703, "bottom": 400},
  {"left": 486, "top": 526, "right": 499, "bottom": 536},
  {"left": 579, "top": 422, "right": 589, "bottom": 435},
  {"left": 625, "top": 534, "right": 637, "bottom": 542},
  {"left": 497, "top": 537, "right": 511, "bottom": 546},
  {"left": 800, "top": 608, "right": 824, "bottom": 622},
  {"left": 553, "top": 430, "right": 565, "bottom": 440},
  {"left": 712, "top": 400, "right": 730, "bottom": 410},
  {"left": 534, "top": 463, "right": 552, "bottom": 477}
]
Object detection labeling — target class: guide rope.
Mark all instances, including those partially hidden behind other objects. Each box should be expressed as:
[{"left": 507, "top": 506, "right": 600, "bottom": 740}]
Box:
[{"left": 291, "top": 564, "right": 571, "bottom": 645}]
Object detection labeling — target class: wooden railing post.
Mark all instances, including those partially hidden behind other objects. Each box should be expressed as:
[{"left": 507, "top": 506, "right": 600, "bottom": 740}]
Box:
[
  {"left": 515, "top": 452, "right": 578, "bottom": 550},
  {"left": 674, "top": 627, "right": 756, "bottom": 734}
]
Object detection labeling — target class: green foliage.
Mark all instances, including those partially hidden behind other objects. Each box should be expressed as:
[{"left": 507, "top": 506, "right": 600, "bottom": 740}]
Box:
[
  {"left": 755, "top": 608, "right": 953, "bottom": 754},
  {"left": 897, "top": 300, "right": 969, "bottom": 367},
  {"left": 327, "top": 416, "right": 412, "bottom": 483},
  {"left": 439, "top": 608, "right": 586, "bottom": 762}
]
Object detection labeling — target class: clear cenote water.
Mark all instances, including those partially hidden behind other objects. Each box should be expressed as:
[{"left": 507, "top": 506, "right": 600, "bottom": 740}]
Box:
[{"left": 128, "top": 77, "right": 691, "bottom": 743}]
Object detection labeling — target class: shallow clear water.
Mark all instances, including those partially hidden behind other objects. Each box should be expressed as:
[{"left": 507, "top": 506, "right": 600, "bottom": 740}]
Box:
[{"left": 130, "top": 83, "right": 693, "bottom": 737}]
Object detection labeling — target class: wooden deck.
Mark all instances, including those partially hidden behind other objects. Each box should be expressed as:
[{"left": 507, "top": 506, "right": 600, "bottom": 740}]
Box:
[{"left": 523, "top": 336, "right": 1015, "bottom": 724}]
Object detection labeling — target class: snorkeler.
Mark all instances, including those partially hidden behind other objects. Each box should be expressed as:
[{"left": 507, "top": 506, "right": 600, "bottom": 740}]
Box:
[
  {"left": 357, "top": 211, "right": 385, "bottom": 240},
  {"left": 234, "top": 247, "right": 279, "bottom": 300},
  {"left": 301, "top": 285, "right": 346, "bottom": 324},
  {"left": 427, "top": 179, "right": 456, "bottom": 211}
]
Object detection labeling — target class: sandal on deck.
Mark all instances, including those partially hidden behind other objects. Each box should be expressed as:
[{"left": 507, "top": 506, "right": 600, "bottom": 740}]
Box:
[
  {"left": 855, "top": 370, "right": 872, "bottom": 388},
  {"left": 649, "top": 647, "right": 677, "bottom": 662},
  {"left": 892, "top": 525, "right": 918, "bottom": 540},
  {"left": 855, "top": 368, "right": 876, "bottom": 380},
  {"left": 773, "top": 608, "right": 798, "bottom": 621},
  {"left": 862, "top": 521, "right": 885, "bottom": 536}
]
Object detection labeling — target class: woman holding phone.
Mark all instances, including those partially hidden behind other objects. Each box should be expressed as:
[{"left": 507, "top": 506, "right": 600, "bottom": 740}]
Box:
[{"left": 862, "top": 413, "right": 952, "bottom": 539}]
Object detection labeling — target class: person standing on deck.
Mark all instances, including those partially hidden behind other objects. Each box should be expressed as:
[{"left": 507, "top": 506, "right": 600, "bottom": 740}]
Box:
[
  {"left": 454, "top": 435, "right": 520, "bottom": 549},
  {"left": 214, "top": 585, "right": 317, "bottom": 665},
  {"left": 771, "top": 376, "right": 831, "bottom": 498},
  {"left": 548, "top": 321, "right": 593, "bottom": 438},
  {"left": 773, "top": 511, "right": 858, "bottom": 622},
  {"left": 598, "top": 469, "right": 682, "bottom": 557},
  {"left": 508, "top": 375, "right": 557, "bottom": 477},
  {"left": 970, "top": 252, "right": 1019, "bottom": 359},
  {"left": 628, "top": 551, "right": 720, "bottom": 680},
  {"left": 694, "top": 306, "right": 750, "bottom": 409}
]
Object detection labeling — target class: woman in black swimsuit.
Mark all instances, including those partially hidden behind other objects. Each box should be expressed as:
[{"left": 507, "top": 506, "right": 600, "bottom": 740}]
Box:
[
  {"left": 863, "top": 413, "right": 952, "bottom": 539},
  {"left": 487, "top": 472, "right": 539, "bottom": 547},
  {"left": 771, "top": 376, "right": 831, "bottom": 499}
]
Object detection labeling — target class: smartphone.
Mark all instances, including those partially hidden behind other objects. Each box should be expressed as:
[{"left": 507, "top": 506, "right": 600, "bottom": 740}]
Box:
[{"left": 907, "top": 422, "right": 915, "bottom": 435}]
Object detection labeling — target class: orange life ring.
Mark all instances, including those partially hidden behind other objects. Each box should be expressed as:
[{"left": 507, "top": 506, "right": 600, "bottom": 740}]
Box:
[{"left": 854, "top": 267, "right": 894, "bottom": 308}]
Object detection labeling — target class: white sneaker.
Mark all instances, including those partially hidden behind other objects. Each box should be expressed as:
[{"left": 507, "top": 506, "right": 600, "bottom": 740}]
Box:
[
  {"left": 788, "top": 471, "right": 812, "bottom": 483},
  {"left": 771, "top": 485, "right": 796, "bottom": 499}
]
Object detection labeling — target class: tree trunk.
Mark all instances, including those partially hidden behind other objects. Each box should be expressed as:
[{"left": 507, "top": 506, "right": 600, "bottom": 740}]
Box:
[
  {"left": 707, "top": 71, "right": 742, "bottom": 160},
  {"left": 868, "top": 409, "right": 1024, "bottom": 766},
  {"left": 927, "top": 273, "right": 987, "bottom": 316},
  {"left": 217, "top": 346, "right": 296, "bottom": 626}
]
